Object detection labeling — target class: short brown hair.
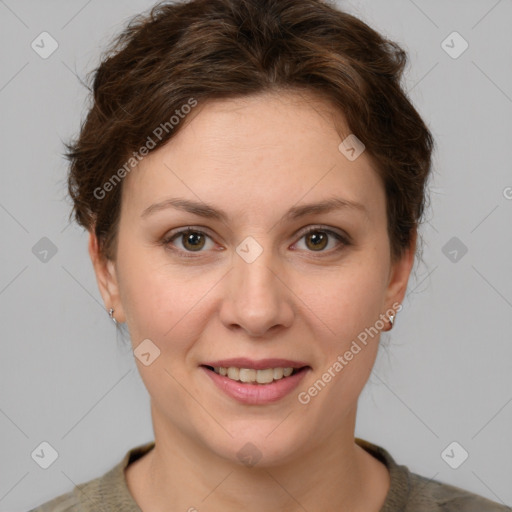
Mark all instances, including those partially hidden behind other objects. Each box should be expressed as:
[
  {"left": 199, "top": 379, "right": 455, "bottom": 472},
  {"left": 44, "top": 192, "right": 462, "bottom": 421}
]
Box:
[{"left": 66, "top": 0, "right": 434, "bottom": 262}]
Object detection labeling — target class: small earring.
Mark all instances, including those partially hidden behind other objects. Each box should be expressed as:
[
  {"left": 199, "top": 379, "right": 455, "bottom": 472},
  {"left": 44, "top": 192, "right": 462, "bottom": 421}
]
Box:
[
  {"left": 387, "top": 313, "right": 395, "bottom": 331},
  {"left": 108, "top": 308, "right": 117, "bottom": 325}
]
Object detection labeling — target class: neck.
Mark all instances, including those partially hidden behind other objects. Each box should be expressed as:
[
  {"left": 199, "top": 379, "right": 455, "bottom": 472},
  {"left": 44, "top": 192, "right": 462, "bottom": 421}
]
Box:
[{"left": 126, "top": 406, "right": 390, "bottom": 512}]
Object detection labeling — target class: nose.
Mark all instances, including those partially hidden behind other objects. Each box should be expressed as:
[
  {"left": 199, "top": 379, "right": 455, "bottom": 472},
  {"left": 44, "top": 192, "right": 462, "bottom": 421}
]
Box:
[{"left": 218, "top": 245, "right": 294, "bottom": 337}]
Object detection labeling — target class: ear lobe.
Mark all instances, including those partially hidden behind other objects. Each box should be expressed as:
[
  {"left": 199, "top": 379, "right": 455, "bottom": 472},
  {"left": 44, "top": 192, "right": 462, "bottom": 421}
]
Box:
[{"left": 88, "top": 230, "right": 125, "bottom": 323}]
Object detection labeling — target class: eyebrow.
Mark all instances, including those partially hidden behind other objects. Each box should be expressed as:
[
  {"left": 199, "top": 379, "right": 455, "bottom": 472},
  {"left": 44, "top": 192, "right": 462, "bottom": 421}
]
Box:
[{"left": 140, "top": 196, "right": 367, "bottom": 222}]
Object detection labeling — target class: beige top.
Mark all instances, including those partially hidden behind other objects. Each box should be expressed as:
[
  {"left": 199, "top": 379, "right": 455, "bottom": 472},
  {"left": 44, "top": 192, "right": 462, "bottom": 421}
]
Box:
[{"left": 29, "top": 438, "right": 511, "bottom": 511}]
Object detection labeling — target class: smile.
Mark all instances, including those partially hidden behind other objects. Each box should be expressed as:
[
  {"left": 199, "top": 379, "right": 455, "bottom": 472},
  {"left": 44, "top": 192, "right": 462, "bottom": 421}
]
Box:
[
  {"left": 205, "top": 365, "right": 300, "bottom": 384},
  {"left": 200, "top": 364, "right": 310, "bottom": 404}
]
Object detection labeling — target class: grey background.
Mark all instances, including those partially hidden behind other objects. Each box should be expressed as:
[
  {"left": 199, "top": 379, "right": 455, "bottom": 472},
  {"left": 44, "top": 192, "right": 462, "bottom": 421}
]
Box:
[{"left": 1, "top": 0, "right": 511, "bottom": 510}]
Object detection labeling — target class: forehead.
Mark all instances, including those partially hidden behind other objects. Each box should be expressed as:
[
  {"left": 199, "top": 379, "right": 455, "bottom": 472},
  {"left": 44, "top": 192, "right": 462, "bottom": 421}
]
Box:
[{"left": 121, "top": 91, "right": 384, "bottom": 220}]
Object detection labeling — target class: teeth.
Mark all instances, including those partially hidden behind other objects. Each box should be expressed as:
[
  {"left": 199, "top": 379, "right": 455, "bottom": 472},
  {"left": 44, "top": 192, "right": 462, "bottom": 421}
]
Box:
[
  {"left": 227, "top": 367, "right": 239, "bottom": 380},
  {"left": 273, "top": 367, "right": 284, "bottom": 379},
  {"left": 212, "top": 366, "right": 297, "bottom": 384},
  {"left": 239, "top": 368, "right": 257, "bottom": 383}
]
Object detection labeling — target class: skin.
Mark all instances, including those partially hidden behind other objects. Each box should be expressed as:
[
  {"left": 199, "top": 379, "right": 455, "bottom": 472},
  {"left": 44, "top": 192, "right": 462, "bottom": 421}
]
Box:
[{"left": 89, "top": 90, "right": 416, "bottom": 512}]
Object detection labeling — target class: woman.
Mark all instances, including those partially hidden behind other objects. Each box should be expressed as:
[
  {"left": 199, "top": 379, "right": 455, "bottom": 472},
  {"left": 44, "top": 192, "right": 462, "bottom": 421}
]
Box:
[{"left": 30, "top": 0, "right": 510, "bottom": 510}]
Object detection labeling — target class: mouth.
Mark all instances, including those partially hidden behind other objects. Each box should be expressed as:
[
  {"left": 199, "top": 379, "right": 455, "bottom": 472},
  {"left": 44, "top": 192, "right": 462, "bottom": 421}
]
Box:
[
  {"left": 200, "top": 361, "right": 311, "bottom": 404},
  {"left": 200, "top": 364, "right": 310, "bottom": 385}
]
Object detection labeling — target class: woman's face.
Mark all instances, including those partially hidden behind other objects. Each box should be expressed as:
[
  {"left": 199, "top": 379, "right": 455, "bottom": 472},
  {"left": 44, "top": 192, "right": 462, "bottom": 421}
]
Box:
[{"left": 91, "top": 91, "right": 414, "bottom": 466}]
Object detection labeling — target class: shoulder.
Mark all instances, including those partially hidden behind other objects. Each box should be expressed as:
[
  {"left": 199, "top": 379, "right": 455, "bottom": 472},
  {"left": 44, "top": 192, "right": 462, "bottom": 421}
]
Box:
[
  {"left": 354, "top": 437, "right": 510, "bottom": 512},
  {"left": 27, "top": 474, "right": 104, "bottom": 512},
  {"left": 27, "top": 490, "right": 80, "bottom": 512},
  {"left": 406, "top": 471, "right": 512, "bottom": 512},
  {"left": 27, "top": 441, "right": 154, "bottom": 512}
]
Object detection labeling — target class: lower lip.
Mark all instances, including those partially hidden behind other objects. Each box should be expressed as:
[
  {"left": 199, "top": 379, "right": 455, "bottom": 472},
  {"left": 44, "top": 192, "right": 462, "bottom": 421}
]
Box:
[{"left": 200, "top": 366, "right": 310, "bottom": 405}]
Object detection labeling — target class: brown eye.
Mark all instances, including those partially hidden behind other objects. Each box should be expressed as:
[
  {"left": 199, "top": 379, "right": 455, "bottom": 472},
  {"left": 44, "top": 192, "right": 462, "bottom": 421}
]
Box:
[
  {"left": 163, "top": 228, "right": 215, "bottom": 256},
  {"left": 305, "top": 230, "right": 328, "bottom": 251},
  {"left": 163, "top": 226, "right": 349, "bottom": 259},
  {"left": 295, "top": 227, "right": 349, "bottom": 254},
  {"left": 181, "top": 230, "right": 206, "bottom": 251}
]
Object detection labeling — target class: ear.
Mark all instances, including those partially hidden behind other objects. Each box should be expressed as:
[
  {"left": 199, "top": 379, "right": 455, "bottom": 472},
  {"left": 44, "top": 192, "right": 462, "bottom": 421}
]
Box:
[
  {"left": 88, "top": 230, "right": 126, "bottom": 323},
  {"left": 384, "top": 228, "right": 417, "bottom": 311}
]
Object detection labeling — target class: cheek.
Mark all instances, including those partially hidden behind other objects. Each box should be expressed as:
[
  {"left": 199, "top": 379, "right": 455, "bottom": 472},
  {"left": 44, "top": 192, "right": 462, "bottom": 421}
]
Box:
[
  {"left": 117, "top": 260, "right": 211, "bottom": 410},
  {"left": 299, "top": 257, "right": 388, "bottom": 343},
  {"left": 117, "top": 249, "right": 215, "bottom": 356},
  {"left": 296, "top": 266, "right": 386, "bottom": 422}
]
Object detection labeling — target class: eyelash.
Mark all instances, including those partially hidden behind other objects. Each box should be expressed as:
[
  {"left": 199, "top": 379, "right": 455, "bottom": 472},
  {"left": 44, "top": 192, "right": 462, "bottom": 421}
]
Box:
[{"left": 161, "top": 225, "right": 351, "bottom": 259}]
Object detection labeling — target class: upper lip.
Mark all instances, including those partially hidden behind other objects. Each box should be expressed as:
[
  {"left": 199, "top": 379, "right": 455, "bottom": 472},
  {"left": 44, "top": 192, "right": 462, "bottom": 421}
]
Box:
[{"left": 201, "top": 358, "right": 310, "bottom": 370}]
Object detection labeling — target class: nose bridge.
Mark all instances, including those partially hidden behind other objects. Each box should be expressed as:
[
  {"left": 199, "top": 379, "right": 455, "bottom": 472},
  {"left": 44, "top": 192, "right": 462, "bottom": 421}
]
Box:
[
  {"left": 234, "top": 237, "right": 280, "bottom": 306},
  {"left": 221, "top": 237, "right": 292, "bottom": 335},
  {"left": 236, "top": 244, "right": 277, "bottom": 300}
]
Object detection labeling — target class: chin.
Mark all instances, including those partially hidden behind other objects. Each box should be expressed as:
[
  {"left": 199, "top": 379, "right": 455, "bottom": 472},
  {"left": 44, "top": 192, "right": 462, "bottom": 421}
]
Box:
[{"left": 207, "top": 422, "right": 306, "bottom": 469}]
